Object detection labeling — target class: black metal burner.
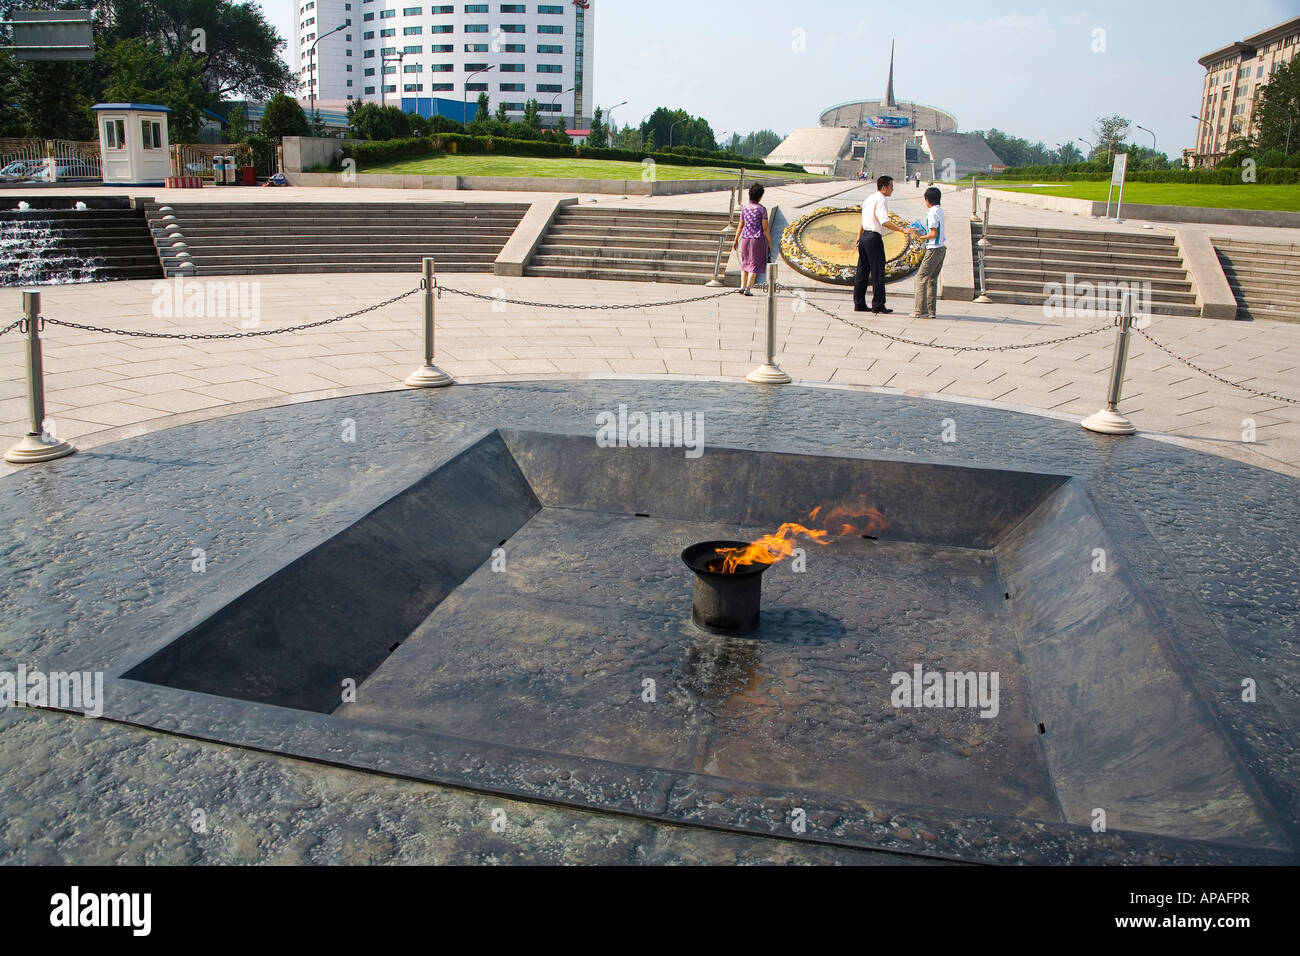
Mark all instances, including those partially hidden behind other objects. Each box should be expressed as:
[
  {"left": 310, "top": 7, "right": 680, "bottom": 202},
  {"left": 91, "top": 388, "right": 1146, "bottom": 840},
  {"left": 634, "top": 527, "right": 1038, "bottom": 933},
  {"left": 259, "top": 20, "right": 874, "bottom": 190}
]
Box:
[{"left": 681, "top": 539, "right": 773, "bottom": 635}]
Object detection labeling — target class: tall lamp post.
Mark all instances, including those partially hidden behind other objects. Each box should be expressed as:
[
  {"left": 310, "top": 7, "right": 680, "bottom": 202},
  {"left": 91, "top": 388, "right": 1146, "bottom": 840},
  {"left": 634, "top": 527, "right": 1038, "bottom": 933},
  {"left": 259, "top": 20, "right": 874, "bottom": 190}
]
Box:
[
  {"left": 1190, "top": 114, "right": 1216, "bottom": 166},
  {"left": 669, "top": 118, "right": 686, "bottom": 147},
  {"left": 638, "top": 111, "right": 651, "bottom": 150},
  {"left": 1077, "top": 136, "right": 1095, "bottom": 161},
  {"left": 463, "top": 65, "right": 496, "bottom": 125},
  {"left": 604, "top": 99, "right": 627, "bottom": 145},
  {"left": 549, "top": 86, "right": 574, "bottom": 130},
  {"left": 380, "top": 52, "right": 405, "bottom": 109},
  {"left": 309, "top": 21, "right": 349, "bottom": 132},
  {"left": 1257, "top": 94, "right": 1296, "bottom": 155},
  {"left": 1135, "top": 124, "right": 1157, "bottom": 167}
]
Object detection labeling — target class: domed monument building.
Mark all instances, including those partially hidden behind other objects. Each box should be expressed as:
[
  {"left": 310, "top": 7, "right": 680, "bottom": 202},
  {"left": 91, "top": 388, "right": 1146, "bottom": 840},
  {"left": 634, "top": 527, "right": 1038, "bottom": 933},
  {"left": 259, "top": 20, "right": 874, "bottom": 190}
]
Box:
[{"left": 767, "top": 42, "right": 1005, "bottom": 181}]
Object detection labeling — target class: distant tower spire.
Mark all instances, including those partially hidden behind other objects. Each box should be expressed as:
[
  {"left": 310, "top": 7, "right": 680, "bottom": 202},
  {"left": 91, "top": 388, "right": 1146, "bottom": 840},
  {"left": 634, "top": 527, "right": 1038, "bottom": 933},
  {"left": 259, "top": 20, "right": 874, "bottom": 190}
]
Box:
[{"left": 885, "top": 39, "right": 897, "bottom": 109}]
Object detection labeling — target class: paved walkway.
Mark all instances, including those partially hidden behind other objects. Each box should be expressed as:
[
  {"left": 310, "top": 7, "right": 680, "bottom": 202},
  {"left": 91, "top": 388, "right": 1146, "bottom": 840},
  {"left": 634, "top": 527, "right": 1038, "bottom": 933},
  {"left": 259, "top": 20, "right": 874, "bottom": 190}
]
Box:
[{"left": 3, "top": 270, "right": 1297, "bottom": 478}]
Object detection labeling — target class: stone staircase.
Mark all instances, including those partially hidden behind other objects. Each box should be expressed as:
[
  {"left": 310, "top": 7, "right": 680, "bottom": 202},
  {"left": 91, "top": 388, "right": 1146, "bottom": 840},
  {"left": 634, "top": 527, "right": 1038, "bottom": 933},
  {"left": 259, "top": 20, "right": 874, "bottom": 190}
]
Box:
[
  {"left": 972, "top": 223, "right": 1200, "bottom": 317},
  {"left": 142, "top": 201, "right": 528, "bottom": 276},
  {"left": 1213, "top": 238, "right": 1300, "bottom": 323},
  {"left": 0, "top": 208, "right": 161, "bottom": 285},
  {"left": 524, "top": 206, "right": 733, "bottom": 283}
]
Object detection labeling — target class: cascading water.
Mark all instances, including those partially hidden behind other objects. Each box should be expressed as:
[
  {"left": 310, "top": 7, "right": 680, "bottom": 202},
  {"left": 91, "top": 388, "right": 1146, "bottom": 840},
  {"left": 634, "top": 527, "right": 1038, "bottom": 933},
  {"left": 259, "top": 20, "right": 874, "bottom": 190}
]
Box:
[{"left": 1, "top": 215, "right": 104, "bottom": 286}]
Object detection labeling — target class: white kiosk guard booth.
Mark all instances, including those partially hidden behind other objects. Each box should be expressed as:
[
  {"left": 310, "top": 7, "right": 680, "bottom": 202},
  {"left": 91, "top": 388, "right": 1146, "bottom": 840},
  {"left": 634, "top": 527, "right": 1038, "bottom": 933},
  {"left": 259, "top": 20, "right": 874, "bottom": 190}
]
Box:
[{"left": 92, "top": 103, "right": 171, "bottom": 186}]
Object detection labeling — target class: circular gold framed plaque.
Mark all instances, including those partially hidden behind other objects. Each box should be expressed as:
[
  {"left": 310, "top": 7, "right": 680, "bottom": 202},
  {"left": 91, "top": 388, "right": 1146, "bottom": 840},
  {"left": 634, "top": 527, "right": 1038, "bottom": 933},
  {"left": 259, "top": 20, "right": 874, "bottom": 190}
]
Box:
[{"left": 780, "top": 205, "right": 925, "bottom": 285}]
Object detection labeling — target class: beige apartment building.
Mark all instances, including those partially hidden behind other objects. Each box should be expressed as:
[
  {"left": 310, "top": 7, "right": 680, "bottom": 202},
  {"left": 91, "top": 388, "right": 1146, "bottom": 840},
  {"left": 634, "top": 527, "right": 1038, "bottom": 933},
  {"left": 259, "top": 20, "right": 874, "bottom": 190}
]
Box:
[{"left": 1193, "top": 15, "right": 1300, "bottom": 167}]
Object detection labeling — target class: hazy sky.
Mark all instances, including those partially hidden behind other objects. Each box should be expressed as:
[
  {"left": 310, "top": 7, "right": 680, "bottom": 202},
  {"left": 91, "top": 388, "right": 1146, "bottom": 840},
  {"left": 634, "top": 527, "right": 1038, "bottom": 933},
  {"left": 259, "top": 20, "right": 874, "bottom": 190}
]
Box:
[{"left": 263, "top": 0, "right": 1297, "bottom": 154}]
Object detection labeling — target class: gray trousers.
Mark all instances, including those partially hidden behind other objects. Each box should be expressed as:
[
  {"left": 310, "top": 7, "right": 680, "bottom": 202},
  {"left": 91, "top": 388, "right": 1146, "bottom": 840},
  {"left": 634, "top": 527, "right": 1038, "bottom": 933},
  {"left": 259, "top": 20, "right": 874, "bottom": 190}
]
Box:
[{"left": 913, "top": 246, "right": 946, "bottom": 316}]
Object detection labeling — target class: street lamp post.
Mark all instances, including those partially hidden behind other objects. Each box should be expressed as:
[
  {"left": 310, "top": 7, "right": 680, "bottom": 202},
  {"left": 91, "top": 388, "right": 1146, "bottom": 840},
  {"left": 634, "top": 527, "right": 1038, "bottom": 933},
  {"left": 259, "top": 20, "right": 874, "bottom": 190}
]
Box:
[
  {"left": 463, "top": 65, "right": 496, "bottom": 125},
  {"left": 549, "top": 87, "right": 574, "bottom": 130},
  {"left": 1135, "top": 124, "right": 1157, "bottom": 167},
  {"left": 669, "top": 118, "right": 686, "bottom": 147},
  {"left": 309, "top": 21, "right": 349, "bottom": 132},
  {"left": 1077, "top": 136, "right": 1094, "bottom": 160},
  {"left": 638, "top": 112, "right": 651, "bottom": 150},
  {"left": 604, "top": 99, "right": 627, "bottom": 145},
  {"left": 380, "top": 52, "right": 405, "bottom": 110},
  {"left": 1191, "top": 114, "right": 1216, "bottom": 166}
]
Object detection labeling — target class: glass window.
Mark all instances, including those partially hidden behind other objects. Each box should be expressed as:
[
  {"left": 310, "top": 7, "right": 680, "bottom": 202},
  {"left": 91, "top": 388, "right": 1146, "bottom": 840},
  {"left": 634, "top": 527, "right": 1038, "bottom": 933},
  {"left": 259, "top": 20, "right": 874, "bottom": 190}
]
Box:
[
  {"left": 499, "top": 63, "right": 525, "bottom": 72},
  {"left": 536, "top": 63, "right": 562, "bottom": 73},
  {"left": 104, "top": 118, "right": 125, "bottom": 149},
  {"left": 404, "top": 83, "right": 423, "bottom": 92},
  {"left": 501, "top": 4, "right": 526, "bottom": 11},
  {"left": 536, "top": 82, "right": 562, "bottom": 92},
  {"left": 379, "top": 8, "right": 395, "bottom": 17},
  {"left": 404, "top": 63, "right": 422, "bottom": 72},
  {"left": 538, "top": 4, "right": 562, "bottom": 12},
  {"left": 365, "top": 86, "right": 376, "bottom": 94},
  {"left": 364, "top": 67, "right": 375, "bottom": 75},
  {"left": 499, "top": 82, "right": 524, "bottom": 91},
  {"left": 363, "top": 30, "right": 374, "bottom": 38},
  {"left": 502, "top": 43, "right": 525, "bottom": 52},
  {"left": 464, "top": 23, "right": 488, "bottom": 32},
  {"left": 430, "top": 44, "right": 453, "bottom": 51},
  {"left": 465, "top": 82, "right": 487, "bottom": 91},
  {"left": 465, "top": 62, "right": 489, "bottom": 70},
  {"left": 404, "top": 44, "right": 423, "bottom": 53},
  {"left": 380, "top": 28, "right": 395, "bottom": 36},
  {"left": 431, "top": 24, "right": 453, "bottom": 32},
  {"left": 403, "top": 6, "right": 422, "bottom": 13},
  {"left": 363, "top": 49, "right": 375, "bottom": 57},
  {"left": 465, "top": 3, "right": 488, "bottom": 10},
  {"left": 431, "top": 3, "right": 452, "bottom": 11},
  {"left": 141, "top": 119, "right": 162, "bottom": 149},
  {"left": 537, "top": 43, "right": 561, "bottom": 53},
  {"left": 431, "top": 63, "right": 454, "bottom": 71},
  {"left": 363, "top": 11, "right": 374, "bottom": 20},
  {"left": 403, "top": 25, "right": 422, "bottom": 34},
  {"left": 538, "top": 24, "right": 562, "bottom": 34},
  {"left": 465, "top": 43, "right": 489, "bottom": 51},
  {"left": 500, "top": 24, "right": 525, "bottom": 32},
  {"left": 431, "top": 82, "right": 454, "bottom": 90}
]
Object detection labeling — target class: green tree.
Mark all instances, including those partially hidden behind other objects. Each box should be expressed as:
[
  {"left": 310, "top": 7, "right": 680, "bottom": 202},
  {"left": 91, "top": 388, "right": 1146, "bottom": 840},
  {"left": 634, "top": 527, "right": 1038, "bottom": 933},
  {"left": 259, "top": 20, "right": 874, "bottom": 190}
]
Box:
[
  {"left": 475, "top": 91, "right": 490, "bottom": 123},
  {"left": 0, "top": 49, "right": 27, "bottom": 137},
  {"left": 523, "top": 98, "right": 540, "bottom": 129},
  {"left": 102, "top": 38, "right": 209, "bottom": 143},
  {"left": 103, "top": 0, "right": 292, "bottom": 100},
  {"left": 348, "top": 102, "right": 410, "bottom": 140},
  {"left": 644, "top": 128, "right": 656, "bottom": 151},
  {"left": 225, "top": 103, "right": 249, "bottom": 143},
  {"left": 1253, "top": 58, "right": 1300, "bottom": 154},
  {"left": 260, "top": 92, "right": 310, "bottom": 140},
  {"left": 735, "top": 129, "right": 783, "bottom": 159},
  {"left": 641, "top": 107, "right": 717, "bottom": 151},
  {"left": 495, "top": 101, "right": 508, "bottom": 123},
  {"left": 1092, "top": 114, "right": 1130, "bottom": 161},
  {"left": 587, "top": 106, "right": 607, "bottom": 148}
]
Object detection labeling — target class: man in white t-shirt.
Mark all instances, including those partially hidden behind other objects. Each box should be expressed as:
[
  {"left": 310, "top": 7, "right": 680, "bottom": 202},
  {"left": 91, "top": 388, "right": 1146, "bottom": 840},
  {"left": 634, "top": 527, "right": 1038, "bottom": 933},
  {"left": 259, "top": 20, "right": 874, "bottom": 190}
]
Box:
[
  {"left": 854, "top": 175, "right": 908, "bottom": 314},
  {"left": 907, "top": 186, "right": 947, "bottom": 318}
]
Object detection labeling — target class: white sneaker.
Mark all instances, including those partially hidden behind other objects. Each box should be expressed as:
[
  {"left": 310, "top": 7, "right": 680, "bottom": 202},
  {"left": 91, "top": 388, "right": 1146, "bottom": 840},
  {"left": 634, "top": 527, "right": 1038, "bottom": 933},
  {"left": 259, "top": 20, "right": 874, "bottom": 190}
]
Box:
[{"left": 909, "top": 311, "right": 922, "bottom": 318}]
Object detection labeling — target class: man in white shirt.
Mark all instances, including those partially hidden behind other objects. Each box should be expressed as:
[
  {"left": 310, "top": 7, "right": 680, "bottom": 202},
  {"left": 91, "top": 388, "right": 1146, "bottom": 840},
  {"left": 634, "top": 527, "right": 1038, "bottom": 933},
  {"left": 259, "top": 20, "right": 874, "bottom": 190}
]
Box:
[{"left": 854, "top": 175, "right": 908, "bottom": 313}]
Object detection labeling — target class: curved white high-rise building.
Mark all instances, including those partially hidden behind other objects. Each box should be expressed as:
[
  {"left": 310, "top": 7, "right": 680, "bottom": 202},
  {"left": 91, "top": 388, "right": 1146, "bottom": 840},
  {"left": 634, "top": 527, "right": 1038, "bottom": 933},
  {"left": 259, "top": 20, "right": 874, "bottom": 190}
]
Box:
[{"left": 294, "top": 0, "right": 594, "bottom": 127}]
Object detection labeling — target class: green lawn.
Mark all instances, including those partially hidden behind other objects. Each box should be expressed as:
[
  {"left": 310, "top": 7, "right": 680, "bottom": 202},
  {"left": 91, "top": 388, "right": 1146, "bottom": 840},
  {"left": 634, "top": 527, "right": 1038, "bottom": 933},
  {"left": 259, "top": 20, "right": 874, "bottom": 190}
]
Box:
[
  {"left": 361, "top": 153, "right": 827, "bottom": 181},
  {"left": 983, "top": 181, "right": 1300, "bottom": 211}
]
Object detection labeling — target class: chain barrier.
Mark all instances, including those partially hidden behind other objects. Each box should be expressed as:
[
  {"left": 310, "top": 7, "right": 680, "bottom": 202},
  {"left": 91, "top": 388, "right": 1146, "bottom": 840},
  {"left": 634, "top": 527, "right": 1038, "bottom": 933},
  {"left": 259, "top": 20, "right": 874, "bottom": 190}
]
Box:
[
  {"left": 0, "top": 319, "right": 22, "bottom": 338},
  {"left": 1135, "top": 327, "right": 1298, "bottom": 405},
  {"left": 780, "top": 284, "right": 1115, "bottom": 352},
  {"left": 437, "top": 284, "right": 738, "bottom": 311},
  {"left": 33, "top": 288, "right": 421, "bottom": 341}
]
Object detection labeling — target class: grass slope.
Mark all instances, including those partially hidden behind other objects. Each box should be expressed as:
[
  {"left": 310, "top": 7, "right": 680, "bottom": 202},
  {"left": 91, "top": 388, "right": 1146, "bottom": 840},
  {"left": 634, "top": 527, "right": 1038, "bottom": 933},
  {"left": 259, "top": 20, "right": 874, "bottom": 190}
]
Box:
[{"left": 362, "top": 153, "right": 826, "bottom": 181}]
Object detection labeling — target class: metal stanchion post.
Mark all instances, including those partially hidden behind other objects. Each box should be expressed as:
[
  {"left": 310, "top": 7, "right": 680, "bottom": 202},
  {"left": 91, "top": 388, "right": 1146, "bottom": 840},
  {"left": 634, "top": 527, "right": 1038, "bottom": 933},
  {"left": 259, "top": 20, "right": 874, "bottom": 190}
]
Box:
[
  {"left": 974, "top": 197, "right": 992, "bottom": 304},
  {"left": 970, "top": 176, "right": 980, "bottom": 221},
  {"left": 5, "top": 291, "right": 75, "bottom": 464},
  {"left": 404, "top": 258, "right": 454, "bottom": 388},
  {"left": 1081, "top": 292, "right": 1137, "bottom": 435},
  {"left": 746, "top": 263, "right": 792, "bottom": 385},
  {"left": 706, "top": 225, "right": 730, "bottom": 287}
]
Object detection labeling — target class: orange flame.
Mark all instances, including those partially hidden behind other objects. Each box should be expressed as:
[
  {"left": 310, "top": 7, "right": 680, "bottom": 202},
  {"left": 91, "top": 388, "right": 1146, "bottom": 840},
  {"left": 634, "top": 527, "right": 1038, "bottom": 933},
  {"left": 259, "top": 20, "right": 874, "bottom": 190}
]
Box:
[{"left": 712, "top": 498, "right": 889, "bottom": 573}]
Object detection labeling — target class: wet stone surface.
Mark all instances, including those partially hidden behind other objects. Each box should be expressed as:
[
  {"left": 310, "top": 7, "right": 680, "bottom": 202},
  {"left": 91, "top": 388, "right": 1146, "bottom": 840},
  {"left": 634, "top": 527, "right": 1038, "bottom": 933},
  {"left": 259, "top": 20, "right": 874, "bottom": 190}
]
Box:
[{"left": 0, "top": 380, "right": 1296, "bottom": 864}]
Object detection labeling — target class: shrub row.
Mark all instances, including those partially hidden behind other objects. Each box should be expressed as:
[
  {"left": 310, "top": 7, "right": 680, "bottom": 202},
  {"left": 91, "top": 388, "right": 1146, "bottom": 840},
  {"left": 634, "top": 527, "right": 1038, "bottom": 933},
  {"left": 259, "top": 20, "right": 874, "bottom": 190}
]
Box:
[
  {"left": 342, "top": 133, "right": 806, "bottom": 174},
  {"left": 990, "top": 166, "right": 1300, "bottom": 185}
]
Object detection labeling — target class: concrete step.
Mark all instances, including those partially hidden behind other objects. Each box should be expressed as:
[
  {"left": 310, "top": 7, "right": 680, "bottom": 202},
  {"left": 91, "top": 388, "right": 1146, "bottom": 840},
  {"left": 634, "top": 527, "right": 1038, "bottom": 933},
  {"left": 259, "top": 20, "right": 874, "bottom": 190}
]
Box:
[
  {"left": 149, "top": 218, "right": 521, "bottom": 232},
  {"left": 1221, "top": 285, "right": 1300, "bottom": 308},
  {"left": 986, "top": 278, "right": 1198, "bottom": 305},
  {"left": 149, "top": 203, "right": 530, "bottom": 215},
  {"left": 1217, "top": 255, "right": 1300, "bottom": 274},
  {"left": 543, "top": 233, "right": 722, "bottom": 252},
  {"left": 976, "top": 289, "right": 1201, "bottom": 317},
  {"left": 180, "top": 261, "right": 495, "bottom": 276},
  {"left": 979, "top": 224, "right": 1178, "bottom": 247},
  {"left": 985, "top": 249, "right": 1189, "bottom": 274},
  {"left": 535, "top": 244, "right": 717, "bottom": 263},
  {"left": 175, "top": 236, "right": 505, "bottom": 251},
  {"left": 1213, "top": 239, "right": 1300, "bottom": 255},
  {"left": 523, "top": 264, "right": 725, "bottom": 284},
  {"left": 529, "top": 254, "right": 715, "bottom": 273},
  {"left": 554, "top": 207, "right": 729, "bottom": 220},
  {"left": 984, "top": 269, "right": 1193, "bottom": 294},
  {"left": 1220, "top": 271, "right": 1300, "bottom": 294},
  {"left": 542, "top": 223, "right": 727, "bottom": 241},
  {"left": 984, "top": 239, "right": 1182, "bottom": 262}
]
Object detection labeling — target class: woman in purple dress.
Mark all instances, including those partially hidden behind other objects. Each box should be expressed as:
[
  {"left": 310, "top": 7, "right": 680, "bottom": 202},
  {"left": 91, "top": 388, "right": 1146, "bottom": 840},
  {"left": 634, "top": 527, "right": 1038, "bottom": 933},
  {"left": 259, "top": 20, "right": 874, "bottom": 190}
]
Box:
[{"left": 732, "top": 183, "right": 772, "bottom": 296}]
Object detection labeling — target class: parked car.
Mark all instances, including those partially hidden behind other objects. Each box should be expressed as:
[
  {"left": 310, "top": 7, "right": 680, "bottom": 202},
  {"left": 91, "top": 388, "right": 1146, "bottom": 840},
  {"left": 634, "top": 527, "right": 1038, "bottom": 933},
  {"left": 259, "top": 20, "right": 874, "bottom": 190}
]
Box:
[
  {"left": 26, "top": 160, "right": 100, "bottom": 182},
  {"left": 0, "top": 160, "right": 38, "bottom": 182}
]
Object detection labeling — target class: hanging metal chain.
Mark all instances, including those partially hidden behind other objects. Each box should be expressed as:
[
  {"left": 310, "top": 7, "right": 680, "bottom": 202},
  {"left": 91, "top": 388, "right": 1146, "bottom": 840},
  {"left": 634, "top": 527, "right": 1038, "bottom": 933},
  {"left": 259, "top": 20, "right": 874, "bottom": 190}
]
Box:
[
  {"left": 783, "top": 285, "right": 1114, "bottom": 352},
  {"left": 0, "top": 319, "right": 22, "bottom": 338},
  {"left": 38, "top": 287, "right": 421, "bottom": 341},
  {"left": 1135, "top": 327, "right": 1299, "bottom": 405},
  {"left": 437, "top": 284, "right": 738, "bottom": 311}
]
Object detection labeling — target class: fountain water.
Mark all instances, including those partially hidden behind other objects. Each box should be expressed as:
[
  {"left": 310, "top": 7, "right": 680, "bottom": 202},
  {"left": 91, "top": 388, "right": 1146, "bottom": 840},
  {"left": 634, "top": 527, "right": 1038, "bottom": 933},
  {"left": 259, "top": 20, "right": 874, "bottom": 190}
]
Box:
[{"left": 0, "top": 216, "right": 104, "bottom": 286}]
